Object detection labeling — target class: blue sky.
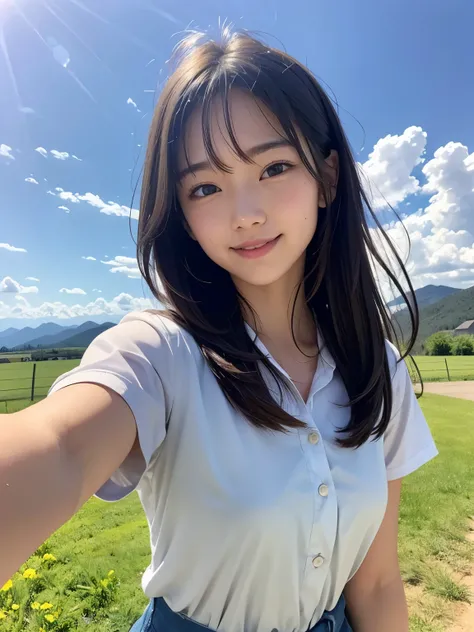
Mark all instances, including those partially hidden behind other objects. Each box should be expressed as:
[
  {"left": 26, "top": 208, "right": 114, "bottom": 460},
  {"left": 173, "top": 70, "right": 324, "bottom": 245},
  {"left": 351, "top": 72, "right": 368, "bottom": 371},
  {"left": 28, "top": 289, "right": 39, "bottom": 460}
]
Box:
[{"left": 1, "top": 0, "right": 474, "bottom": 331}]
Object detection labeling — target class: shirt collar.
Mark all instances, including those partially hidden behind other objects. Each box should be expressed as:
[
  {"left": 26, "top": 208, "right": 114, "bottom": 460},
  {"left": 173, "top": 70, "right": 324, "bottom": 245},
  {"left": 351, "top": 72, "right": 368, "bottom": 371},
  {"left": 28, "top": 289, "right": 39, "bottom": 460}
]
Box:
[{"left": 244, "top": 322, "right": 336, "bottom": 401}]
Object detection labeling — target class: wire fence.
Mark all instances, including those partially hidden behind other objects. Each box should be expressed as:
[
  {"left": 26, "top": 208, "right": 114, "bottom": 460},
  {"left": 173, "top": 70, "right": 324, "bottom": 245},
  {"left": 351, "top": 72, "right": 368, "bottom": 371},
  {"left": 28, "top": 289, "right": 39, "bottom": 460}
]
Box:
[
  {"left": 0, "top": 356, "right": 473, "bottom": 405},
  {"left": 0, "top": 360, "right": 80, "bottom": 403},
  {"left": 406, "top": 356, "right": 474, "bottom": 383}
]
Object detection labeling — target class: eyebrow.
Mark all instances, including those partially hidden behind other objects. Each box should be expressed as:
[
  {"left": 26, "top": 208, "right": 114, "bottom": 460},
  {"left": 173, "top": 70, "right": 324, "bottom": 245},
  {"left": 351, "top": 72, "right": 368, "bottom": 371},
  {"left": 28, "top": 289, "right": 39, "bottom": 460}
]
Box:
[{"left": 178, "top": 138, "right": 294, "bottom": 180}]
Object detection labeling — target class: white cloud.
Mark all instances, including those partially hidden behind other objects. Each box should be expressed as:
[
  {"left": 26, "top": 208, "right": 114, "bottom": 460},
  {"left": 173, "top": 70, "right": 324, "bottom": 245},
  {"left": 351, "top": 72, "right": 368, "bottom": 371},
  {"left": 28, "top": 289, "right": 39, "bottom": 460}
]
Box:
[
  {"left": 92, "top": 288, "right": 102, "bottom": 293},
  {"left": 55, "top": 187, "right": 64, "bottom": 192},
  {"left": 47, "top": 188, "right": 138, "bottom": 219},
  {"left": 379, "top": 137, "right": 474, "bottom": 290},
  {"left": 19, "top": 106, "right": 35, "bottom": 114},
  {"left": 50, "top": 149, "right": 69, "bottom": 160},
  {"left": 58, "top": 191, "right": 80, "bottom": 203},
  {"left": 0, "top": 243, "right": 27, "bottom": 253},
  {"left": 359, "top": 126, "right": 427, "bottom": 209},
  {"left": 0, "top": 144, "right": 15, "bottom": 160},
  {"left": 126, "top": 97, "right": 141, "bottom": 113},
  {"left": 25, "top": 177, "right": 39, "bottom": 184},
  {"left": 26, "top": 277, "right": 40, "bottom": 282},
  {"left": 0, "top": 277, "right": 39, "bottom": 294},
  {"left": 76, "top": 192, "right": 139, "bottom": 219},
  {"left": 58, "top": 205, "right": 70, "bottom": 212},
  {"left": 101, "top": 255, "right": 141, "bottom": 279},
  {"left": 59, "top": 287, "right": 87, "bottom": 295},
  {"left": 82, "top": 256, "right": 97, "bottom": 261},
  {"left": 35, "top": 149, "right": 81, "bottom": 161},
  {"left": 0, "top": 293, "right": 154, "bottom": 320},
  {"left": 47, "top": 190, "right": 56, "bottom": 195}
]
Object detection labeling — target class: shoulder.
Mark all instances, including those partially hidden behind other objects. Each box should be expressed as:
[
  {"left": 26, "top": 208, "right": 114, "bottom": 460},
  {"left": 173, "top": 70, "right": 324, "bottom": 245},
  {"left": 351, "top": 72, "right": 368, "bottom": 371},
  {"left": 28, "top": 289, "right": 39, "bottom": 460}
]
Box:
[
  {"left": 88, "top": 309, "right": 202, "bottom": 380},
  {"left": 119, "top": 308, "right": 184, "bottom": 336},
  {"left": 117, "top": 309, "right": 198, "bottom": 352}
]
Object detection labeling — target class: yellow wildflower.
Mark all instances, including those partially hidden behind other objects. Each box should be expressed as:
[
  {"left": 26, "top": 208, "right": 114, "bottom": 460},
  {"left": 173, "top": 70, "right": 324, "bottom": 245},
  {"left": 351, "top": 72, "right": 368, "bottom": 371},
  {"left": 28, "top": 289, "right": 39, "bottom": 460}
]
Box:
[
  {"left": 11, "top": 604, "right": 20, "bottom": 611},
  {"left": 31, "top": 602, "right": 41, "bottom": 610},
  {"left": 40, "top": 602, "right": 53, "bottom": 610},
  {"left": 23, "top": 568, "right": 37, "bottom": 579},
  {"left": 44, "top": 614, "right": 56, "bottom": 623},
  {"left": 0, "top": 611, "right": 7, "bottom": 619},
  {"left": 42, "top": 553, "right": 57, "bottom": 562},
  {"left": 1, "top": 579, "right": 13, "bottom": 591},
  {"left": 40, "top": 628, "right": 46, "bottom": 632},
  {"left": 108, "top": 570, "right": 115, "bottom": 576}
]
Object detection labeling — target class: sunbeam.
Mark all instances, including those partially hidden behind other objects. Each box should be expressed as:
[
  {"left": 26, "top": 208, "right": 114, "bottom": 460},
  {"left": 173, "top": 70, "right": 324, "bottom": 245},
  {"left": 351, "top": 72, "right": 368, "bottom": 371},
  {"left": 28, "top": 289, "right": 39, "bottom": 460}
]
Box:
[
  {"left": 0, "top": 23, "right": 22, "bottom": 109},
  {"left": 43, "top": 0, "right": 108, "bottom": 68}
]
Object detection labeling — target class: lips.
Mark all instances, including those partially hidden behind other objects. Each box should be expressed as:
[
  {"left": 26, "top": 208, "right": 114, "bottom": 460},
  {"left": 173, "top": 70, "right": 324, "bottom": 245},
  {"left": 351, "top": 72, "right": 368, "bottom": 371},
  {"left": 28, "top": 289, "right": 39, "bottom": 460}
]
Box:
[
  {"left": 232, "top": 236, "right": 281, "bottom": 251},
  {"left": 231, "top": 235, "right": 281, "bottom": 259}
]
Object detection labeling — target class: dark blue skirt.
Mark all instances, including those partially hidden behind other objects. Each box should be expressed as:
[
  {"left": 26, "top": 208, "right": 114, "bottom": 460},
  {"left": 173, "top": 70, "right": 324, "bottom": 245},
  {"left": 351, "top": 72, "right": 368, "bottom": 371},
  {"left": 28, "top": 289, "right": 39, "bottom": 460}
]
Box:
[{"left": 129, "top": 593, "right": 353, "bottom": 632}]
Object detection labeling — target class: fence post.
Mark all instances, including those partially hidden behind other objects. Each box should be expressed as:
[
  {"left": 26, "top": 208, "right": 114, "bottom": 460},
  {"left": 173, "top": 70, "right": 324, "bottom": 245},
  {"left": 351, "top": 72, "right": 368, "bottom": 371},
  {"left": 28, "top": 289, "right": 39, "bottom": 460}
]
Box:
[
  {"left": 31, "top": 363, "right": 36, "bottom": 401},
  {"left": 445, "top": 358, "right": 451, "bottom": 381}
]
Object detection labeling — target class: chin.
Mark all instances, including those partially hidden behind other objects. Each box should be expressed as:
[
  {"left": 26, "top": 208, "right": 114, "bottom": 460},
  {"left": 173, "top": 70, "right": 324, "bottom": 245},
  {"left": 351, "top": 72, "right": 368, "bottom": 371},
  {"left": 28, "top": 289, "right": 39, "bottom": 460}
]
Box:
[{"left": 231, "top": 269, "right": 293, "bottom": 288}]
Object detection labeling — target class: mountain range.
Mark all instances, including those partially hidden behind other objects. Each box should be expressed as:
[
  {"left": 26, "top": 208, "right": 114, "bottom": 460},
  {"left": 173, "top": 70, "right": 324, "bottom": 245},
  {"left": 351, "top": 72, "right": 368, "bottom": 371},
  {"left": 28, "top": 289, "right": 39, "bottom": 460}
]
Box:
[
  {"left": 0, "top": 320, "right": 117, "bottom": 350},
  {"left": 387, "top": 284, "right": 461, "bottom": 309},
  {"left": 0, "top": 283, "right": 473, "bottom": 353},
  {"left": 393, "top": 284, "right": 474, "bottom": 352}
]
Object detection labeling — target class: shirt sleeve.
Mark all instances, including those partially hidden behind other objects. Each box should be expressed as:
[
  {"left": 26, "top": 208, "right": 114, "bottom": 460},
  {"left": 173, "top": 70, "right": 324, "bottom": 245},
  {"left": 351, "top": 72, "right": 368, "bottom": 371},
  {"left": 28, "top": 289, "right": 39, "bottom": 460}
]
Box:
[
  {"left": 383, "top": 342, "right": 439, "bottom": 481},
  {"left": 47, "top": 313, "right": 174, "bottom": 501}
]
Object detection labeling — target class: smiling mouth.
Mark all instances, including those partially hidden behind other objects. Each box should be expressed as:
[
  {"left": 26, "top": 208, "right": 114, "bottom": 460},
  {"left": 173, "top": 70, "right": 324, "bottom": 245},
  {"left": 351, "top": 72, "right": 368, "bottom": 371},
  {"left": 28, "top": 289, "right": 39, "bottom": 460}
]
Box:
[
  {"left": 231, "top": 235, "right": 281, "bottom": 259},
  {"left": 232, "top": 236, "right": 281, "bottom": 250}
]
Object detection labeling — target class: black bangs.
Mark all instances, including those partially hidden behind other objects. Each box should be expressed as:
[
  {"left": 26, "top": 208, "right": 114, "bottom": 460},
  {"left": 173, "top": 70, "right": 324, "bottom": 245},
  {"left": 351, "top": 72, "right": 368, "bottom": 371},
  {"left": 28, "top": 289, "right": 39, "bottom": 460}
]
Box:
[{"left": 170, "top": 62, "right": 329, "bottom": 195}]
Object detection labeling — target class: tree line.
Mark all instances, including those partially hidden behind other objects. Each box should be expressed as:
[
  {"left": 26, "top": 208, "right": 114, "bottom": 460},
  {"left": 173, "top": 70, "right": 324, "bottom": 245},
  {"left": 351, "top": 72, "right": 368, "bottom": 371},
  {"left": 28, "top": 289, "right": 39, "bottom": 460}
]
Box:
[{"left": 423, "top": 333, "right": 474, "bottom": 356}]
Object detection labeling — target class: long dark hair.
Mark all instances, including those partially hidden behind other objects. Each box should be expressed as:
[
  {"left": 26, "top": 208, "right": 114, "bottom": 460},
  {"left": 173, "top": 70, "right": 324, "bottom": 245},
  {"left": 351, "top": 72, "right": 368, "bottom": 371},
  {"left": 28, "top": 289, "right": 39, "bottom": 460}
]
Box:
[{"left": 137, "top": 27, "right": 418, "bottom": 449}]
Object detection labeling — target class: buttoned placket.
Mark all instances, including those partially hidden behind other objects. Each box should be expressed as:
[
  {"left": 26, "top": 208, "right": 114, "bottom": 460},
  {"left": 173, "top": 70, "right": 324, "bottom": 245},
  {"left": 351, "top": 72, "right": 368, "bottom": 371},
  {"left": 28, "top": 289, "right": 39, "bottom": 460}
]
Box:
[
  {"left": 295, "top": 363, "right": 338, "bottom": 589},
  {"left": 245, "top": 324, "right": 339, "bottom": 594}
]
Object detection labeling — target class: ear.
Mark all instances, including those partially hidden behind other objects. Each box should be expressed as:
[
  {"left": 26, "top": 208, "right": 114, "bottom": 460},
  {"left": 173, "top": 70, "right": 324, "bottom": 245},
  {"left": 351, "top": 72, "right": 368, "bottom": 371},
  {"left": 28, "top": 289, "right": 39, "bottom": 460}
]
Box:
[{"left": 318, "top": 150, "right": 339, "bottom": 208}]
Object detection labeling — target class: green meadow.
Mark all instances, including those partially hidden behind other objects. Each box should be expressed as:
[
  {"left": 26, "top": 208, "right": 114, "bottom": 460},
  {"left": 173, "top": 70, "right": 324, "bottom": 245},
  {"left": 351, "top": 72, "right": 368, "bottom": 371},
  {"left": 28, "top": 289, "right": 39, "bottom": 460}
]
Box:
[{"left": 1, "top": 393, "right": 473, "bottom": 630}]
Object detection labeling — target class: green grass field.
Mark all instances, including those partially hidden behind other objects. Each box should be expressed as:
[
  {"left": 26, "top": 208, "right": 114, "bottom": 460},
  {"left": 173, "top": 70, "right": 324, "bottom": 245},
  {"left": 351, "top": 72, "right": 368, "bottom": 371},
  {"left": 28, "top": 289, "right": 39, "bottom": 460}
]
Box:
[
  {"left": 408, "top": 355, "right": 474, "bottom": 383},
  {"left": 1, "top": 354, "right": 474, "bottom": 408},
  {"left": 0, "top": 360, "right": 80, "bottom": 407},
  {"left": 1, "top": 393, "right": 473, "bottom": 631}
]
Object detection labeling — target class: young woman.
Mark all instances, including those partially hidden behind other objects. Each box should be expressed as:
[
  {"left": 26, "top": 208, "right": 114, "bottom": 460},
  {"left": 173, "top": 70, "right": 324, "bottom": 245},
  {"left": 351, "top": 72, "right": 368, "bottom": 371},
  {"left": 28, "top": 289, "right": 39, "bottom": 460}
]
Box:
[{"left": 1, "top": 29, "right": 438, "bottom": 632}]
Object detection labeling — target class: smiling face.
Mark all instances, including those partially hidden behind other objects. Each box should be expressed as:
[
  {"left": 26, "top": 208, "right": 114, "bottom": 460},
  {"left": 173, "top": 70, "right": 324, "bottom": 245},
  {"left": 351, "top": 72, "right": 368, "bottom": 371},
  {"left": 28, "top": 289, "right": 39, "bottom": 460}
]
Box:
[{"left": 177, "top": 90, "right": 327, "bottom": 294}]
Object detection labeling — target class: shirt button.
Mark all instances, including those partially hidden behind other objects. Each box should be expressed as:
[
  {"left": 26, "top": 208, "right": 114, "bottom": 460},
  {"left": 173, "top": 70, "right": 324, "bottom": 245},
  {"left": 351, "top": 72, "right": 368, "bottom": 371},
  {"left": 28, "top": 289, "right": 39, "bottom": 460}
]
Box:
[
  {"left": 318, "top": 484, "right": 329, "bottom": 497},
  {"left": 308, "top": 432, "right": 320, "bottom": 444},
  {"left": 312, "top": 555, "right": 324, "bottom": 568}
]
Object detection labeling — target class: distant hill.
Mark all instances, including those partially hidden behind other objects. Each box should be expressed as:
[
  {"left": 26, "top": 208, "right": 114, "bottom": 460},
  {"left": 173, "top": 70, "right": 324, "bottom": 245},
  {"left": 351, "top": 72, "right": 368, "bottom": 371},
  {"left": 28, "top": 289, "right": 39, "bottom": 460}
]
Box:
[
  {"left": 387, "top": 284, "right": 461, "bottom": 310},
  {"left": 15, "top": 320, "right": 104, "bottom": 350},
  {"left": 394, "top": 285, "right": 474, "bottom": 352},
  {"left": 57, "top": 322, "right": 116, "bottom": 348},
  {"left": 0, "top": 322, "right": 75, "bottom": 348}
]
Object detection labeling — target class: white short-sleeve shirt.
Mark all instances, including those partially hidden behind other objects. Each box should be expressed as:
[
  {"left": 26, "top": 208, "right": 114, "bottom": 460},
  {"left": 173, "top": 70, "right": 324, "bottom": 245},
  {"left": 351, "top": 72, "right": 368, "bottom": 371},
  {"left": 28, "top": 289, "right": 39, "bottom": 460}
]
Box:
[{"left": 48, "top": 310, "right": 438, "bottom": 632}]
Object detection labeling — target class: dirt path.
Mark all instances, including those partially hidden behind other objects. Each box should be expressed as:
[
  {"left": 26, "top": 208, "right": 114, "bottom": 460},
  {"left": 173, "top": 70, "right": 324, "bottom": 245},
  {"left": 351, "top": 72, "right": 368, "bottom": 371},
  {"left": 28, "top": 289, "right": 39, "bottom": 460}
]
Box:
[
  {"left": 422, "top": 381, "right": 474, "bottom": 402},
  {"left": 448, "top": 520, "right": 474, "bottom": 632}
]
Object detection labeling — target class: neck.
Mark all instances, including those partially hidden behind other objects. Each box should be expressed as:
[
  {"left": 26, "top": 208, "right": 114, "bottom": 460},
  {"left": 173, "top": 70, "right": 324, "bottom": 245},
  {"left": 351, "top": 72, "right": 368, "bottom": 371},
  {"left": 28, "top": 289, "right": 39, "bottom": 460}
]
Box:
[{"left": 234, "top": 263, "right": 316, "bottom": 349}]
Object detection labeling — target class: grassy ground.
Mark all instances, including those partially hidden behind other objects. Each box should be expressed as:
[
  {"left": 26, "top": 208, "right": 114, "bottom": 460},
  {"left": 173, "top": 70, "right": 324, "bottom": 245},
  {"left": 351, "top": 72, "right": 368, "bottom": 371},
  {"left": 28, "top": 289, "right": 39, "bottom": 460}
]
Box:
[
  {"left": 0, "top": 355, "right": 473, "bottom": 408},
  {"left": 409, "top": 356, "right": 474, "bottom": 382},
  {"left": 0, "top": 360, "right": 80, "bottom": 404},
  {"left": 1, "top": 393, "right": 473, "bottom": 631}
]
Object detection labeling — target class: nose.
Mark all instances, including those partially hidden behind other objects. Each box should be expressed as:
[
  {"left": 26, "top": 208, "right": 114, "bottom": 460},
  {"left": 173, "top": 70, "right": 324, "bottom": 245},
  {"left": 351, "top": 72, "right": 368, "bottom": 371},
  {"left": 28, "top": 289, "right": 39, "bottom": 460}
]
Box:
[{"left": 231, "top": 190, "right": 267, "bottom": 231}]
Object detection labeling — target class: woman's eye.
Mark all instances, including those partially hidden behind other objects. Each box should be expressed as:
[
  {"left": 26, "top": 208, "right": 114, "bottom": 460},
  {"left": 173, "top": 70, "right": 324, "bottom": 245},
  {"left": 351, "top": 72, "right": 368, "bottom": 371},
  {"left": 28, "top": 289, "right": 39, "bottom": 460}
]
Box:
[
  {"left": 190, "top": 184, "right": 220, "bottom": 199},
  {"left": 262, "top": 162, "right": 292, "bottom": 179}
]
